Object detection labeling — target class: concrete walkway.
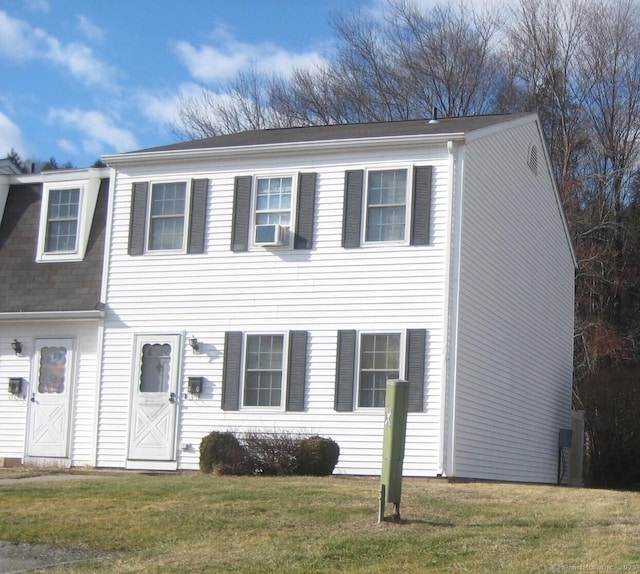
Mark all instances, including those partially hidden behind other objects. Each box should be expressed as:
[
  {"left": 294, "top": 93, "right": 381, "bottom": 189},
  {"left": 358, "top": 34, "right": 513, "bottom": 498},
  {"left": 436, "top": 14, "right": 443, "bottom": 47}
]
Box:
[
  {"left": 0, "top": 541, "right": 113, "bottom": 574},
  {"left": 0, "top": 472, "right": 114, "bottom": 486}
]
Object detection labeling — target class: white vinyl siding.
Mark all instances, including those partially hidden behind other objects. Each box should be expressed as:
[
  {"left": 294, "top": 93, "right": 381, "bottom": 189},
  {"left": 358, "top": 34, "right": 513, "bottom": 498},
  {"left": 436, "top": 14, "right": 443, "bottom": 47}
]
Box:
[
  {"left": 98, "top": 145, "right": 449, "bottom": 476},
  {"left": 449, "top": 120, "right": 575, "bottom": 483}
]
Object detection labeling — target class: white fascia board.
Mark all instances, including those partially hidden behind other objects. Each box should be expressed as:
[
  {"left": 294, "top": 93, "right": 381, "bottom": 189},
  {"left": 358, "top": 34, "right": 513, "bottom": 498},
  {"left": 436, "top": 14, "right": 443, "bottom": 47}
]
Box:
[
  {"left": 103, "top": 133, "right": 467, "bottom": 167},
  {"left": 7, "top": 167, "right": 110, "bottom": 186},
  {"left": 0, "top": 310, "right": 105, "bottom": 322}
]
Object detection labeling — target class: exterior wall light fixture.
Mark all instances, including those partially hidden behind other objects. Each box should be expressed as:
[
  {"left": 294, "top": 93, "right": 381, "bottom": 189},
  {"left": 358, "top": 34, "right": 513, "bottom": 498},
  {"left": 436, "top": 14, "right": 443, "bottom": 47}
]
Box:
[
  {"left": 188, "top": 336, "right": 200, "bottom": 353},
  {"left": 11, "top": 339, "right": 22, "bottom": 356}
]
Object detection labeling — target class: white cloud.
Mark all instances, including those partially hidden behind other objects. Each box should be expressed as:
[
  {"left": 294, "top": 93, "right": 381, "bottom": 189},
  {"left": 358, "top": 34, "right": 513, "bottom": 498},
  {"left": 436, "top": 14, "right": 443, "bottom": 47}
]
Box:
[
  {"left": 77, "top": 15, "right": 104, "bottom": 44},
  {"left": 174, "top": 25, "right": 325, "bottom": 85},
  {"left": 0, "top": 10, "right": 115, "bottom": 87},
  {"left": 48, "top": 108, "right": 139, "bottom": 154},
  {"left": 0, "top": 110, "right": 27, "bottom": 157},
  {"left": 44, "top": 37, "right": 114, "bottom": 87},
  {"left": 0, "top": 11, "right": 41, "bottom": 61},
  {"left": 175, "top": 42, "right": 246, "bottom": 84},
  {"left": 137, "top": 83, "right": 204, "bottom": 126}
]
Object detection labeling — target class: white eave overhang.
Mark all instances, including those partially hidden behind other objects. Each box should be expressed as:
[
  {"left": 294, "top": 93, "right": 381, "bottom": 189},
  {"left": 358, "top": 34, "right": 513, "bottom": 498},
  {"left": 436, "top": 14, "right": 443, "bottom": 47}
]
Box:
[
  {"left": 0, "top": 309, "right": 105, "bottom": 322},
  {"left": 103, "top": 133, "right": 467, "bottom": 167},
  {"left": 6, "top": 167, "right": 111, "bottom": 186}
]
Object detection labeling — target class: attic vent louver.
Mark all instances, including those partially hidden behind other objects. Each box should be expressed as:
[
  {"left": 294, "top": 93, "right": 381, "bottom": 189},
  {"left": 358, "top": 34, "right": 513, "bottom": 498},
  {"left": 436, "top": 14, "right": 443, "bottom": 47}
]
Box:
[{"left": 528, "top": 144, "right": 538, "bottom": 175}]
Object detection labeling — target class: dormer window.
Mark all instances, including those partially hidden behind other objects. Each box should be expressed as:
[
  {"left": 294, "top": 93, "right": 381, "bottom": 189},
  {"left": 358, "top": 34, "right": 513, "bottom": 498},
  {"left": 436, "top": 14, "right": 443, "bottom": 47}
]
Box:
[
  {"left": 36, "top": 172, "right": 101, "bottom": 263},
  {"left": 45, "top": 188, "right": 80, "bottom": 253}
]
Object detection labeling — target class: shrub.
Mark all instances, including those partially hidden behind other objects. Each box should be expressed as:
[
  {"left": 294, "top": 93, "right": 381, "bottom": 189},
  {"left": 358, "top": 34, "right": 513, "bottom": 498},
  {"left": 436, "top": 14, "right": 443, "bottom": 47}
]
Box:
[
  {"left": 242, "top": 432, "right": 302, "bottom": 475},
  {"left": 296, "top": 436, "right": 340, "bottom": 476},
  {"left": 199, "top": 431, "right": 340, "bottom": 477},
  {"left": 199, "top": 431, "right": 254, "bottom": 475}
]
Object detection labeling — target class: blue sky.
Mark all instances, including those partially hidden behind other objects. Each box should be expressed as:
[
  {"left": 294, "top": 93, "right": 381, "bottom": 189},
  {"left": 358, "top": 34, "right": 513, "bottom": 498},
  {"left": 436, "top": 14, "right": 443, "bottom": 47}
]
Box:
[{"left": 0, "top": 0, "right": 382, "bottom": 168}]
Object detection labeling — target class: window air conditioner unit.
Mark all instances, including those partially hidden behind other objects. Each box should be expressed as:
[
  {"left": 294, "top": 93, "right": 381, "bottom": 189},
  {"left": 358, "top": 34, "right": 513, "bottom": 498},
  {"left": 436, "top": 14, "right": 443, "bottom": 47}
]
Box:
[{"left": 255, "top": 224, "right": 286, "bottom": 246}]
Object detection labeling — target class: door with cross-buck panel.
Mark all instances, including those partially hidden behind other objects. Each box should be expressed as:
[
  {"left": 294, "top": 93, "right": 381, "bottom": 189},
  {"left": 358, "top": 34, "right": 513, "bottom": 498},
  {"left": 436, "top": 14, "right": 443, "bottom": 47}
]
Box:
[
  {"left": 127, "top": 334, "right": 181, "bottom": 462},
  {"left": 26, "top": 338, "right": 74, "bottom": 461}
]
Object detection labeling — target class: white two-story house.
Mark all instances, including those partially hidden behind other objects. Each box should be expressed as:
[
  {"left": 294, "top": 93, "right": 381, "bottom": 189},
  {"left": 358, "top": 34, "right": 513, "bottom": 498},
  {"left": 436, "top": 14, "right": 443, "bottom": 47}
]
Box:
[{"left": 93, "top": 112, "right": 575, "bottom": 483}]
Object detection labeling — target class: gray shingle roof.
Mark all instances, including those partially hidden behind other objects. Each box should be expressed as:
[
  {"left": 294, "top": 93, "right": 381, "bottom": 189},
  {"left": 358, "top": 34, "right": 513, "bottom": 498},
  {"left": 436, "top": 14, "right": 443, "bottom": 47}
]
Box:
[{"left": 131, "top": 113, "right": 531, "bottom": 154}]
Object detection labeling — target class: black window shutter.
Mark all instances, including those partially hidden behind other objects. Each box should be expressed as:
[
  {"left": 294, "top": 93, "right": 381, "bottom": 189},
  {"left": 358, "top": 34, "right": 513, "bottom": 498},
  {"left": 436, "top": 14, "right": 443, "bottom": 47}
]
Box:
[
  {"left": 286, "top": 331, "right": 308, "bottom": 411},
  {"left": 231, "top": 176, "right": 252, "bottom": 252},
  {"left": 188, "top": 178, "right": 208, "bottom": 254},
  {"left": 128, "top": 182, "right": 149, "bottom": 256},
  {"left": 342, "top": 170, "right": 363, "bottom": 249},
  {"left": 294, "top": 173, "right": 317, "bottom": 250},
  {"left": 406, "top": 329, "right": 427, "bottom": 412},
  {"left": 222, "top": 332, "right": 243, "bottom": 411},
  {"left": 411, "top": 166, "right": 433, "bottom": 246},
  {"left": 334, "top": 330, "right": 356, "bottom": 412}
]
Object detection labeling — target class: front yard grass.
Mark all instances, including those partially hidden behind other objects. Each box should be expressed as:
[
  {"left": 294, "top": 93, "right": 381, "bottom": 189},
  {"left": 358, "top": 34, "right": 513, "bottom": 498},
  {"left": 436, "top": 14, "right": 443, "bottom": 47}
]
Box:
[{"left": 1, "top": 472, "right": 639, "bottom": 573}]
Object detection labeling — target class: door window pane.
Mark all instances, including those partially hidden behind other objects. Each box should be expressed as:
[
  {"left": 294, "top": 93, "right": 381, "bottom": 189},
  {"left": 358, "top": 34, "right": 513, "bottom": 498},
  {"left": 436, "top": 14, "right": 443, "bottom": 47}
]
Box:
[
  {"left": 38, "top": 346, "right": 67, "bottom": 394},
  {"left": 140, "top": 343, "right": 172, "bottom": 392}
]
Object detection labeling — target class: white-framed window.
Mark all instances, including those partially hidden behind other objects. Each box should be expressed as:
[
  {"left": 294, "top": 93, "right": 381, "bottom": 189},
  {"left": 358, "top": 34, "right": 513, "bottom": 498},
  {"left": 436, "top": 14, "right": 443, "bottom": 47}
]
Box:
[
  {"left": 252, "top": 175, "right": 294, "bottom": 247},
  {"left": 358, "top": 332, "right": 402, "bottom": 408},
  {"left": 364, "top": 169, "right": 409, "bottom": 243},
  {"left": 45, "top": 187, "right": 80, "bottom": 253},
  {"left": 243, "top": 333, "right": 286, "bottom": 408},
  {"left": 148, "top": 181, "right": 188, "bottom": 251},
  {"left": 36, "top": 172, "right": 101, "bottom": 263}
]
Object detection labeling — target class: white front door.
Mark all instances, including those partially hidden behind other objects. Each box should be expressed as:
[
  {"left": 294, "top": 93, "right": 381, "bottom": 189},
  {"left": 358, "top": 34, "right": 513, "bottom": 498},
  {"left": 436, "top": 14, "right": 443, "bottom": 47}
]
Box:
[
  {"left": 26, "top": 338, "right": 74, "bottom": 460},
  {"left": 127, "top": 335, "right": 181, "bottom": 462}
]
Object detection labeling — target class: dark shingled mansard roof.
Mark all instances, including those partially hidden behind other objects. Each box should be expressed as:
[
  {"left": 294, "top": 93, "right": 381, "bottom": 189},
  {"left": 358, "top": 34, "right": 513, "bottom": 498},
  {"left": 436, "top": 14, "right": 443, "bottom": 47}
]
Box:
[{"left": 131, "top": 113, "right": 531, "bottom": 154}]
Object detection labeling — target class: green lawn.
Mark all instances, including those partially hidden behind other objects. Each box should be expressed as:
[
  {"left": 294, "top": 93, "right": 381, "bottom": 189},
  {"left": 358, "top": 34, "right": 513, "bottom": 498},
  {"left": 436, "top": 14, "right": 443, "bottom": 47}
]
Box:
[{"left": 1, "top": 472, "right": 639, "bottom": 573}]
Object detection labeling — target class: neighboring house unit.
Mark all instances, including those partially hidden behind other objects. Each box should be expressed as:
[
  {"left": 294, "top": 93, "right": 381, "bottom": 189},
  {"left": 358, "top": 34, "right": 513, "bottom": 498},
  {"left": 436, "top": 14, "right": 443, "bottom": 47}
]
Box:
[
  {"left": 94, "top": 112, "right": 576, "bottom": 482},
  {"left": 0, "top": 167, "right": 109, "bottom": 467}
]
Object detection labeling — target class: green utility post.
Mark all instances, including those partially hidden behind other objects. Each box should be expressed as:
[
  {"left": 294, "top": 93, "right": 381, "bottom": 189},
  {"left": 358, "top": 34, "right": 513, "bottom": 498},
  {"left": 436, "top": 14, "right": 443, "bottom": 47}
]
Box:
[{"left": 378, "top": 379, "right": 410, "bottom": 523}]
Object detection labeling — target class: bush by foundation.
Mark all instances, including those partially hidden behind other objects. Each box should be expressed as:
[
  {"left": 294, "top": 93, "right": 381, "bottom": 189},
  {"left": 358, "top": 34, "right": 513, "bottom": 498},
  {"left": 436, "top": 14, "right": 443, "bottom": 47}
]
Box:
[{"left": 199, "top": 431, "right": 340, "bottom": 476}]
